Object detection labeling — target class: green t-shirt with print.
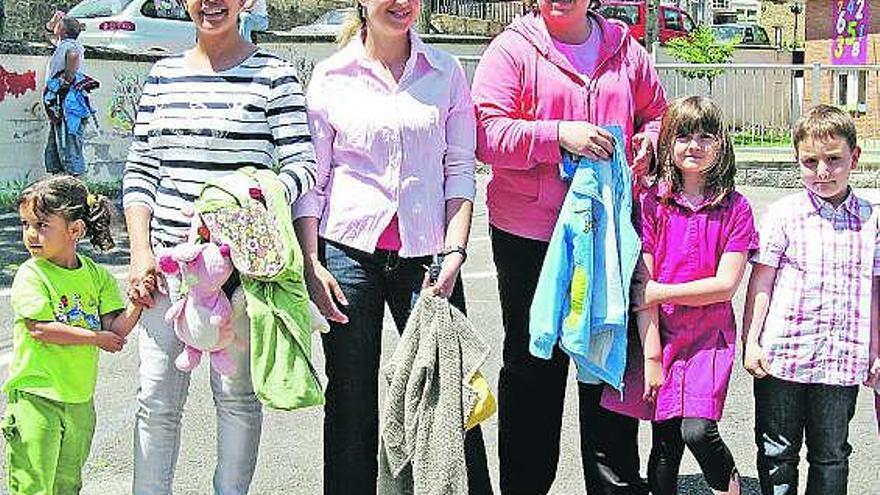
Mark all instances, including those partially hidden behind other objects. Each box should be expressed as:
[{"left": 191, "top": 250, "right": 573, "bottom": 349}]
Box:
[{"left": 3, "top": 255, "right": 124, "bottom": 404}]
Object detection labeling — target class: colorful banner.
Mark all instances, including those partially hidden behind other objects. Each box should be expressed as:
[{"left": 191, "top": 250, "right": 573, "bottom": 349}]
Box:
[{"left": 832, "top": 0, "right": 870, "bottom": 65}]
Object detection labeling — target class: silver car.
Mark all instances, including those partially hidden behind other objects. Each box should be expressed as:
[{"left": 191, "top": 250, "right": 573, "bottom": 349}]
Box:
[{"left": 69, "top": 0, "right": 195, "bottom": 54}]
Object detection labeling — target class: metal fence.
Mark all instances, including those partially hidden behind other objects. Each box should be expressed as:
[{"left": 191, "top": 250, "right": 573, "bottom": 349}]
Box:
[
  {"left": 456, "top": 57, "right": 880, "bottom": 148},
  {"left": 430, "top": 0, "right": 524, "bottom": 26}
]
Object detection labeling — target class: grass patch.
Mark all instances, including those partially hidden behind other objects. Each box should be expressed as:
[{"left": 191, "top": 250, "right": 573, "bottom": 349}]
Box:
[{"left": 732, "top": 129, "right": 793, "bottom": 148}]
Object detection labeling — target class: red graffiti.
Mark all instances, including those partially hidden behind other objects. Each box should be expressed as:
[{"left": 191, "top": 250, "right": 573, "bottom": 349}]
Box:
[{"left": 0, "top": 66, "right": 38, "bottom": 102}]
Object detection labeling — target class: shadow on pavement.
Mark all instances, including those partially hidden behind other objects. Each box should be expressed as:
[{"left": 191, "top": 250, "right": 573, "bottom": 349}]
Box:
[
  {"left": 0, "top": 208, "right": 131, "bottom": 287},
  {"left": 677, "top": 473, "right": 761, "bottom": 494}
]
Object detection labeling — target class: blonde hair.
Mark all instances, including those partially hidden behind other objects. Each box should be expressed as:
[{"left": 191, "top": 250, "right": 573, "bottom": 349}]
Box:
[
  {"left": 337, "top": 3, "right": 366, "bottom": 47},
  {"left": 793, "top": 104, "right": 858, "bottom": 156},
  {"left": 653, "top": 96, "right": 736, "bottom": 206}
]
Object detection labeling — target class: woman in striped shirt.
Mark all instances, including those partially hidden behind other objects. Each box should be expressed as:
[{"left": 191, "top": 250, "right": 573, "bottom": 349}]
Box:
[{"left": 122, "top": 1, "right": 316, "bottom": 493}]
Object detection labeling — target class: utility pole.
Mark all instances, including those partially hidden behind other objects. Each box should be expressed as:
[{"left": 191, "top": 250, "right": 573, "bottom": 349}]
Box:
[{"left": 645, "top": 0, "right": 661, "bottom": 53}]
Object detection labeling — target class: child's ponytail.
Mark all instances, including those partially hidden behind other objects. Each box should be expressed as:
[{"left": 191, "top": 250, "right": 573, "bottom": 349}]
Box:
[
  {"left": 85, "top": 193, "right": 115, "bottom": 252},
  {"left": 17, "top": 175, "right": 116, "bottom": 252}
]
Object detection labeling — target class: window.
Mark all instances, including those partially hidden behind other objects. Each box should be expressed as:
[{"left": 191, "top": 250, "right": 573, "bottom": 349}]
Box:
[
  {"left": 835, "top": 71, "right": 869, "bottom": 113},
  {"left": 682, "top": 13, "right": 696, "bottom": 32},
  {"left": 142, "top": 0, "right": 190, "bottom": 21},
  {"left": 596, "top": 5, "right": 640, "bottom": 26},
  {"left": 663, "top": 9, "right": 683, "bottom": 32}
]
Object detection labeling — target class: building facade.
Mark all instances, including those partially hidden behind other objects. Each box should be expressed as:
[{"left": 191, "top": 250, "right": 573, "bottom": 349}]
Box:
[{"left": 804, "top": 0, "right": 879, "bottom": 139}]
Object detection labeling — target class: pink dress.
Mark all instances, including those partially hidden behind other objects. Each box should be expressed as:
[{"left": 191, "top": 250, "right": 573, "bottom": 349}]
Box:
[{"left": 603, "top": 185, "right": 758, "bottom": 421}]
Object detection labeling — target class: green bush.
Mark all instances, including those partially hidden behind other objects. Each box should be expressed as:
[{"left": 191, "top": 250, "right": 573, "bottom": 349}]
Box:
[{"left": 0, "top": 173, "right": 33, "bottom": 213}]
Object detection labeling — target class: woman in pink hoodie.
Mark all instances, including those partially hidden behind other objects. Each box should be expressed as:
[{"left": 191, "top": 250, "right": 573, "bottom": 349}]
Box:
[{"left": 472, "top": 1, "right": 667, "bottom": 493}]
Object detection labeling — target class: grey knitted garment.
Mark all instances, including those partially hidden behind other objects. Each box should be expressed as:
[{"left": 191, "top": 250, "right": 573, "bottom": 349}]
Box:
[{"left": 378, "top": 294, "right": 490, "bottom": 495}]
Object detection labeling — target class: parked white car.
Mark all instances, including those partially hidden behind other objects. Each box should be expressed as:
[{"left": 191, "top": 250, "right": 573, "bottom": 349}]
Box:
[
  {"left": 68, "top": 0, "right": 195, "bottom": 54},
  {"left": 286, "top": 8, "right": 354, "bottom": 36}
]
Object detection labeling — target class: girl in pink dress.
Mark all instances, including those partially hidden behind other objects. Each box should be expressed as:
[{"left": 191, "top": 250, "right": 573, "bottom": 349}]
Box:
[{"left": 610, "top": 96, "right": 757, "bottom": 495}]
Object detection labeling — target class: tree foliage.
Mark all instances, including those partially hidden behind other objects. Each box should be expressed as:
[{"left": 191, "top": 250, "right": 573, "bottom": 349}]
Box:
[{"left": 666, "top": 25, "right": 737, "bottom": 93}]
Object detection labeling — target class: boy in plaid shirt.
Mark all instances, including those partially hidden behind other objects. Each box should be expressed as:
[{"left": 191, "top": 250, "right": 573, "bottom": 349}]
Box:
[{"left": 743, "top": 105, "right": 880, "bottom": 495}]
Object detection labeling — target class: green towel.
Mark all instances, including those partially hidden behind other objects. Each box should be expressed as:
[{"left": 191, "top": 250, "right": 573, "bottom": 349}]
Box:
[{"left": 196, "top": 167, "right": 324, "bottom": 410}]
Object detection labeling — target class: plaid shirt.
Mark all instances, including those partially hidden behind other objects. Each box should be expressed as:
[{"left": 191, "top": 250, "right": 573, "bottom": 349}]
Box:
[{"left": 753, "top": 189, "right": 880, "bottom": 386}]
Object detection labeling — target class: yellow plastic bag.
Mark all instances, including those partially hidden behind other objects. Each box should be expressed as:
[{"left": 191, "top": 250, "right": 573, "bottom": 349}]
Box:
[{"left": 466, "top": 371, "right": 497, "bottom": 430}]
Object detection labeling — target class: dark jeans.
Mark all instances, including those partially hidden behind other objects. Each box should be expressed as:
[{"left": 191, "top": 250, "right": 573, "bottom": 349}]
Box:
[
  {"left": 648, "top": 418, "right": 736, "bottom": 494},
  {"left": 754, "top": 375, "right": 859, "bottom": 495},
  {"left": 320, "top": 240, "right": 492, "bottom": 495},
  {"left": 491, "top": 226, "right": 646, "bottom": 495}
]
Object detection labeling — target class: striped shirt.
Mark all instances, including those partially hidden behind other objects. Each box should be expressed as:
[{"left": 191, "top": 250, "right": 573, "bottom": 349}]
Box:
[
  {"left": 753, "top": 189, "right": 880, "bottom": 386},
  {"left": 122, "top": 50, "right": 316, "bottom": 248}
]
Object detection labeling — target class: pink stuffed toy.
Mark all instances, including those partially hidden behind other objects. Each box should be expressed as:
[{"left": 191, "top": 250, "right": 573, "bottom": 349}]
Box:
[{"left": 157, "top": 242, "right": 237, "bottom": 376}]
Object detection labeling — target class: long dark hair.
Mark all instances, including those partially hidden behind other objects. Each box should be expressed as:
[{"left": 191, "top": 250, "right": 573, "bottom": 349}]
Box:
[
  {"left": 653, "top": 96, "right": 736, "bottom": 205},
  {"left": 17, "top": 175, "right": 115, "bottom": 252}
]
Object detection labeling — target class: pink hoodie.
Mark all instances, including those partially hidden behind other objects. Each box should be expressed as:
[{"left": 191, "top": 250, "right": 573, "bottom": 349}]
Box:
[{"left": 472, "top": 12, "right": 667, "bottom": 241}]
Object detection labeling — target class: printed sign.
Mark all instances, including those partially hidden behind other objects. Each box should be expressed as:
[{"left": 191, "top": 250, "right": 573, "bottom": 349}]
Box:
[{"left": 832, "top": 0, "right": 870, "bottom": 65}]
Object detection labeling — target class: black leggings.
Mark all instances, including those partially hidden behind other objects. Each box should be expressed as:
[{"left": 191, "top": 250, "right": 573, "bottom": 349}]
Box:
[{"left": 648, "top": 418, "right": 736, "bottom": 494}]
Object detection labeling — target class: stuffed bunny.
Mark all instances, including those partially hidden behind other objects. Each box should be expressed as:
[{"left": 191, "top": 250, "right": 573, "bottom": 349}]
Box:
[{"left": 157, "top": 242, "right": 237, "bottom": 376}]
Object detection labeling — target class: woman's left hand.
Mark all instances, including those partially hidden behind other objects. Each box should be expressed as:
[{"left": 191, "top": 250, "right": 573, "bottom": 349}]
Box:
[
  {"left": 631, "top": 133, "right": 654, "bottom": 180},
  {"left": 422, "top": 253, "right": 464, "bottom": 298}
]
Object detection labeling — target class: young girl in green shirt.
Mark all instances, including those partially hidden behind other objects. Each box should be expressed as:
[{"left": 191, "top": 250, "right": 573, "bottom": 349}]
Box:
[{"left": 3, "top": 175, "right": 145, "bottom": 494}]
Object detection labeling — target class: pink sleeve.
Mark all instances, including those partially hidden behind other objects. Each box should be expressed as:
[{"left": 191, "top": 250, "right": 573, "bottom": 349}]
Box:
[
  {"left": 629, "top": 40, "right": 667, "bottom": 151},
  {"left": 639, "top": 189, "right": 659, "bottom": 255},
  {"left": 724, "top": 194, "right": 759, "bottom": 254},
  {"left": 472, "top": 36, "right": 562, "bottom": 170},
  {"left": 293, "top": 67, "right": 332, "bottom": 220},
  {"left": 443, "top": 60, "right": 477, "bottom": 202}
]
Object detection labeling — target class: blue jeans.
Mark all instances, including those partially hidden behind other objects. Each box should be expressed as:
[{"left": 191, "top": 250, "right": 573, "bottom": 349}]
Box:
[
  {"left": 320, "top": 240, "right": 493, "bottom": 495},
  {"left": 132, "top": 289, "right": 262, "bottom": 495},
  {"left": 754, "top": 375, "right": 858, "bottom": 495},
  {"left": 238, "top": 11, "right": 268, "bottom": 42},
  {"left": 44, "top": 123, "right": 85, "bottom": 175}
]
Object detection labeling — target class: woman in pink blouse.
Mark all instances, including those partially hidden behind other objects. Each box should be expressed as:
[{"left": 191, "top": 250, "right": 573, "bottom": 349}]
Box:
[{"left": 293, "top": 0, "right": 491, "bottom": 493}]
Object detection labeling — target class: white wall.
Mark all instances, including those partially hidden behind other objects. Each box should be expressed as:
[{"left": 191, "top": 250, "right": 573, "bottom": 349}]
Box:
[{"left": 0, "top": 54, "right": 153, "bottom": 183}]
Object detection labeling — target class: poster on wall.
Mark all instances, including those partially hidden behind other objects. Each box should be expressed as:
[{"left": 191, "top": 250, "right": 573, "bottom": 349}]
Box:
[{"left": 832, "top": 0, "right": 870, "bottom": 65}]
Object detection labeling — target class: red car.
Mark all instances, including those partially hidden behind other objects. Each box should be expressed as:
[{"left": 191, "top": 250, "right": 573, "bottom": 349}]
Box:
[{"left": 595, "top": 1, "right": 696, "bottom": 45}]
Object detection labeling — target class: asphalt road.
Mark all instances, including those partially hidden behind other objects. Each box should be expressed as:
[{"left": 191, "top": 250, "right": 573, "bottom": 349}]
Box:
[{"left": 0, "top": 181, "right": 878, "bottom": 495}]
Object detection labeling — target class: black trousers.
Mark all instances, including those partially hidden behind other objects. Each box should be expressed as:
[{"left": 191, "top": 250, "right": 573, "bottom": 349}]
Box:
[
  {"left": 491, "top": 226, "right": 646, "bottom": 495},
  {"left": 320, "top": 240, "right": 493, "bottom": 495},
  {"left": 648, "top": 418, "right": 736, "bottom": 494}
]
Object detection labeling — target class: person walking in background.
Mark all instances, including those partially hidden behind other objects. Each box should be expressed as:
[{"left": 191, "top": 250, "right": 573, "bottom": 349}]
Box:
[
  {"left": 239, "top": 0, "right": 268, "bottom": 42},
  {"left": 295, "top": 0, "right": 492, "bottom": 493},
  {"left": 122, "top": 0, "right": 316, "bottom": 492},
  {"left": 619, "top": 96, "right": 754, "bottom": 495},
  {"left": 43, "top": 15, "right": 87, "bottom": 177},
  {"left": 470, "top": 0, "right": 667, "bottom": 492},
  {"left": 4, "top": 176, "right": 142, "bottom": 495},
  {"left": 743, "top": 104, "right": 880, "bottom": 495}
]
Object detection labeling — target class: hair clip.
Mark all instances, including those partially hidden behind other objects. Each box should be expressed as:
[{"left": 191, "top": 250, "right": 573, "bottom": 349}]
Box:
[{"left": 86, "top": 193, "right": 97, "bottom": 207}]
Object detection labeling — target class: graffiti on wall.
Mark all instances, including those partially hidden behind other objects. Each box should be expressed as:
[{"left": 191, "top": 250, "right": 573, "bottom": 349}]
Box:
[
  {"left": 832, "top": 0, "right": 870, "bottom": 65},
  {"left": 0, "top": 66, "right": 37, "bottom": 102},
  {"left": 108, "top": 70, "right": 148, "bottom": 135}
]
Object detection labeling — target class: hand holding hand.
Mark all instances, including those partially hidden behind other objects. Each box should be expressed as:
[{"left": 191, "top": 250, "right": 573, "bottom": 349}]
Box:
[{"left": 96, "top": 331, "right": 125, "bottom": 353}]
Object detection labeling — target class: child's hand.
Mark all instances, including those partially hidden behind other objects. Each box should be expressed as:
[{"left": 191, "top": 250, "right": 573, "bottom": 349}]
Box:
[
  {"left": 743, "top": 341, "right": 770, "bottom": 378},
  {"left": 96, "top": 331, "right": 125, "bottom": 353},
  {"left": 643, "top": 357, "right": 664, "bottom": 402},
  {"left": 865, "top": 356, "right": 880, "bottom": 389}
]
